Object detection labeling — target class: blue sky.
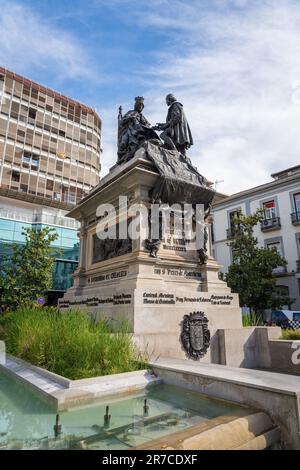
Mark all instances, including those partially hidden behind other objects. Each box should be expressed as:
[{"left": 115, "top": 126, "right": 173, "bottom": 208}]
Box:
[{"left": 1, "top": 0, "right": 300, "bottom": 193}]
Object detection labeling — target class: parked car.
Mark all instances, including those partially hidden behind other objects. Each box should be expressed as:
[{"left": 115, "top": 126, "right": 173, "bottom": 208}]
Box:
[{"left": 269, "top": 310, "right": 300, "bottom": 329}]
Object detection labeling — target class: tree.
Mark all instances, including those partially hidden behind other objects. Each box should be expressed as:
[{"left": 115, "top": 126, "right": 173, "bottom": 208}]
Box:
[
  {"left": 225, "top": 209, "right": 291, "bottom": 316},
  {"left": 0, "top": 227, "right": 59, "bottom": 310}
]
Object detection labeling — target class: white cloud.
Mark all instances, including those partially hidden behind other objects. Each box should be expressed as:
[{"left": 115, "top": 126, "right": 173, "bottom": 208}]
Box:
[
  {"left": 0, "top": 0, "right": 94, "bottom": 81},
  {"left": 3, "top": 0, "right": 299, "bottom": 195},
  {"left": 100, "top": 0, "right": 300, "bottom": 194}
]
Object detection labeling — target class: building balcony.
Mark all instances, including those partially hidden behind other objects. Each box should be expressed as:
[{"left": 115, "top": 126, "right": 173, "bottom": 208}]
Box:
[
  {"left": 297, "top": 260, "right": 300, "bottom": 272},
  {"left": 260, "top": 217, "right": 281, "bottom": 232},
  {"left": 291, "top": 212, "right": 300, "bottom": 225},
  {"left": 272, "top": 266, "right": 287, "bottom": 275},
  {"left": 0, "top": 208, "right": 79, "bottom": 229}
]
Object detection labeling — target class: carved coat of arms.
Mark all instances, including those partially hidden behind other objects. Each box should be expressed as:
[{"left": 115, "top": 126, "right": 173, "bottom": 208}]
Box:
[{"left": 180, "top": 311, "right": 210, "bottom": 360}]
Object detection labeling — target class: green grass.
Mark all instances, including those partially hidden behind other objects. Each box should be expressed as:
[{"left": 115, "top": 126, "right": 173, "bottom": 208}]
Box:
[
  {"left": 242, "top": 312, "right": 262, "bottom": 327},
  {"left": 281, "top": 329, "right": 300, "bottom": 340},
  {"left": 0, "top": 307, "right": 148, "bottom": 379}
]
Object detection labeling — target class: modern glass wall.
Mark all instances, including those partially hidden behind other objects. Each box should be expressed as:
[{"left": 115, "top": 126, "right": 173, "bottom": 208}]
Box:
[{"left": 0, "top": 217, "right": 79, "bottom": 292}]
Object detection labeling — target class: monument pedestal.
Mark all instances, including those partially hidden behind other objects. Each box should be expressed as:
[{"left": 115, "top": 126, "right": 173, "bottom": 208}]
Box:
[{"left": 59, "top": 148, "right": 242, "bottom": 362}]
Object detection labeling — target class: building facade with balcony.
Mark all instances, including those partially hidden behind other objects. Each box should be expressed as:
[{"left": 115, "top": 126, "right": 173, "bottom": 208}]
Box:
[
  {"left": 212, "top": 165, "right": 300, "bottom": 311},
  {"left": 0, "top": 67, "right": 101, "bottom": 302}
]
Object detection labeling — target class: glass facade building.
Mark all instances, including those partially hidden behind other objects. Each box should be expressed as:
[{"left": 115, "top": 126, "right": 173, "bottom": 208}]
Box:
[
  {"left": 0, "top": 67, "right": 101, "bottom": 299},
  {"left": 0, "top": 209, "right": 79, "bottom": 292}
]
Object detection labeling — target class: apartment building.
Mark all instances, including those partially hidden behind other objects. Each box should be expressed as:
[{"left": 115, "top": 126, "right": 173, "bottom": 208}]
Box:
[
  {"left": 0, "top": 67, "right": 101, "bottom": 301},
  {"left": 212, "top": 165, "right": 300, "bottom": 311}
]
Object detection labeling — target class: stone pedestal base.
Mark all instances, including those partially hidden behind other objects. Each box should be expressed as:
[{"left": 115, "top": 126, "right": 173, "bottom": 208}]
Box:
[
  {"left": 59, "top": 151, "right": 242, "bottom": 363},
  {"left": 61, "top": 255, "right": 242, "bottom": 363}
]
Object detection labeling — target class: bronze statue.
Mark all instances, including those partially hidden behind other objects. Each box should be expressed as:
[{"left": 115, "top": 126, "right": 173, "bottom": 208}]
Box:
[
  {"left": 117, "top": 96, "right": 159, "bottom": 164},
  {"left": 198, "top": 225, "right": 208, "bottom": 265},
  {"left": 153, "top": 94, "right": 193, "bottom": 156}
]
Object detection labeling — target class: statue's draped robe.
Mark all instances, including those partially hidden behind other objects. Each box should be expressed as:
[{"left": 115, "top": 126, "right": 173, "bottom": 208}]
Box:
[
  {"left": 166, "top": 101, "right": 193, "bottom": 149},
  {"left": 119, "top": 110, "right": 151, "bottom": 146},
  {"left": 118, "top": 110, "right": 158, "bottom": 162},
  {"left": 143, "top": 141, "right": 215, "bottom": 208}
]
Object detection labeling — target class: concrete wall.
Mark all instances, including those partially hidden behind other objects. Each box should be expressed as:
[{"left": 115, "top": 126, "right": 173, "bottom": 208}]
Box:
[
  {"left": 269, "top": 339, "right": 300, "bottom": 375},
  {"left": 134, "top": 327, "right": 282, "bottom": 370},
  {"left": 218, "top": 327, "right": 281, "bottom": 368},
  {"left": 135, "top": 327, "right": 300, "bottom": 380},
  {"left": 134, "top": 330, "right": 222, "bottom": 364}
]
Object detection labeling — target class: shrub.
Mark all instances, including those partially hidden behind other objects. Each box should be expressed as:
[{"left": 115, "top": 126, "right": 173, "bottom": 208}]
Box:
[
  {"left": 281, "top": 329, "right": 300, "bottom": 340},
  {"left": 0, "top": 307, "right": 147, "bottom": 379},
  {"left": 226, "top": 209, "right": 291, "bottom": 313},
  {"left": 0, "top": 227, "right": 59, "bottom": 310},
  {"left": 242, "top": 312, "right": 262, "bottom": 327}
]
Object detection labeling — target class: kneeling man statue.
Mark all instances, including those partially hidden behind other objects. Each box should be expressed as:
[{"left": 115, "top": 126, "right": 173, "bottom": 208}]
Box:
[{"left": 153, "top": 94, "right": 193, "bottom": 156}]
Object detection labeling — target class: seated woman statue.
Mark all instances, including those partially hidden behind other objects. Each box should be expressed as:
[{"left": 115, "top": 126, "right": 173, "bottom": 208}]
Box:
[{"left": 117, "top": 96, "right": 159, "bottom": 164}]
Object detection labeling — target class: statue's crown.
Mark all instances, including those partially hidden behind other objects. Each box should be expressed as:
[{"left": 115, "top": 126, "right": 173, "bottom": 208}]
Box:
[
  {"left": 190, "top": 311, "right": 207, "bottom": 322},
  {"left": 135, "top": 96, "right": 144, "bottom": 103}
]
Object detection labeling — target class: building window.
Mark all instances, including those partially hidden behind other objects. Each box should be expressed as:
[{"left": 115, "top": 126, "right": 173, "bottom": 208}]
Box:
[
  {"left": 56, "top": 160, "right": 63, "bottom": 171},
  {"left": 266, "top": 240, "right": 286, "bottom": 274},
  {"left": 21, "top": 152, "right": 31, "bottom": 166},
  {"left": 68, "top": 192, "right": 76, "bottom": 204},
  {"left": 296, "top": 239, "right": 300, "bottom": 271},
  {"left": 21, "top": 151, "right": 39, "bottom": 170},
  {"left": 17, "top": 129, "right": 25, "bottom": 139},
  {"left": 294, "top": 193, "right": 300, "bottom": 213},
  {"left": 291, "top": 194, "right": 300, "bottom": 224},
  {"left": 11, "top": 171, "right": 20, "bottom": 182},
  {"left": 275, "top": 285, "right": 290, "bottom": 310},
  {"left": 229, "top": 210, "right": 239, "bottom": 227},
  {"left": 46, "top": 179, "right": 54, "bottom": 190},
  {"left": 229, "top": 211, "right": 234, "bottom": 223},
  {"left": 31, "top": 156, "right": 39, "bottom": 169},
  {"left": 267, "top": 241, "right": 283, "bottom": 256},
  {"left": 28, "top": 108, "right": 37, "bottom": 120},
  {"left": 226, "top": 210, "right": 239, "bottom": 239},
  {"left": 263, "top": 200, "right": 276, "bottom": 219},
  {"left": 266, "top": 241, "right": 287, "bottom": 275},
  {"left": 20, "top": 184, "right": 28, "bottom": 192},
  {"left": 31, "top": 88, "right": 38, "bottom": 100},
  {"left": 11, "top": 102, "right": 20, "bottom": 119},
  {"left": 276, "top": 285, "right": 289, "bottom": 296}
]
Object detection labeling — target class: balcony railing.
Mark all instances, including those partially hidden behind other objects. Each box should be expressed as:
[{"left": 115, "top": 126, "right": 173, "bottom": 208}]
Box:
[
  {"left": 297, "top": 260, "right": 300, "bottom": 272},
  {"left": 226, "top": 228, "right": 234, "bottom": 239},
  {"left": 272, "top": 266, "right": 287, "bottom": 275},
  {"left": 291, "top": 212, "right": 300, "bottom": 225},
  {"left": 0, "top": 208, "right": 79, "bottom": 229},
  {"left": 260, "top": 217, "right": 281, "bottom": 231}
]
